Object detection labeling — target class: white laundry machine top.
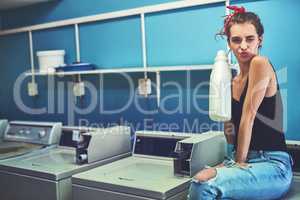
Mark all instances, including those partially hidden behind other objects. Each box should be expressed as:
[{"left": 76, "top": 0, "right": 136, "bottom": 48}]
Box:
[{"left": 0, "top": 120, "right": 62, "bottom": 160}]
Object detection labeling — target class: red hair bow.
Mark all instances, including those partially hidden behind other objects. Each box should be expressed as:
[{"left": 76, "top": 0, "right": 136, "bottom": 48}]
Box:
[
  {"left": 224, "top": 5, "right": 246, "bottom": 34},
  {"left": 227, "top": 5, "right": 245, "bottom": 14}
]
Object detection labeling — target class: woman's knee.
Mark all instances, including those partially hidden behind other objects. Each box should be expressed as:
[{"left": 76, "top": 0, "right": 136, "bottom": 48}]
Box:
[
  {"left": 188, "top": 167, "right": 221, "bottom": 200},
  {"left": 193, "top": 168, "right": 217, "bottom": 182}
]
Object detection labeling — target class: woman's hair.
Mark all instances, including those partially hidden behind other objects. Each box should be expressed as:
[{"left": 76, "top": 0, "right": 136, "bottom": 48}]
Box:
[
  {"left": 217, "top": 10, "right": 264, "bottom": 40},
  {"left": 224, "top": 12, "right": 264, "bottom": 38}
]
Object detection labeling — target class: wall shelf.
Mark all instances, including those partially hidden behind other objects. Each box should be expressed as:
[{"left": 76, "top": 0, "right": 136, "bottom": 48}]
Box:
[
  {"left": 25, "top": 65, "right": 213, "bottom": 76},
  {"left": 25, "top": 64, "right": 238, "bottom": 76}
]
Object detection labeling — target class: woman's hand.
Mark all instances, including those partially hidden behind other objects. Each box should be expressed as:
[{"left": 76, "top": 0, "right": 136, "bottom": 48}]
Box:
[{"left": 235, "top": 162, "right": 250, "bottom": 169}]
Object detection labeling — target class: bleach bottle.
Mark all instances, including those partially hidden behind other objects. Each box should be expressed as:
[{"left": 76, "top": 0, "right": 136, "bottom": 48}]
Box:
[{"left": 209, "top": 50, "right": 232, "bottom": 121}]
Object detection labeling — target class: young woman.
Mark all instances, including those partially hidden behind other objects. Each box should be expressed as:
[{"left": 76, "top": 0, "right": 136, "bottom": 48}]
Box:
[{"left": 188, "top": 6, "right": 293, "bottom": 200}]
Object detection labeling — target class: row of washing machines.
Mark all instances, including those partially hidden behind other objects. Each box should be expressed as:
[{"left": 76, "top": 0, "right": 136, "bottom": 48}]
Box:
[
  {"left": 0, "top": 119, "right": 227, "bottom": 200},
  {"left": 0, "top": 119, "right": 299, "bottom": 200}
]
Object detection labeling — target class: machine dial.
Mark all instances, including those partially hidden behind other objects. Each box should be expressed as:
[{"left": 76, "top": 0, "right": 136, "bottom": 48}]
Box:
[
  {"left": 39, "top": 130, "right": 47, "bottom": 138},
  {"left": 19, "top": 129, "right": 24, "bottom": 135}
]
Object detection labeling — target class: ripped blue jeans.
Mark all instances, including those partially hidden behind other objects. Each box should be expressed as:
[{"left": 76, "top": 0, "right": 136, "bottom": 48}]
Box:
[{"left": 188, "top": 151, "right": 293, "bottom": 200}]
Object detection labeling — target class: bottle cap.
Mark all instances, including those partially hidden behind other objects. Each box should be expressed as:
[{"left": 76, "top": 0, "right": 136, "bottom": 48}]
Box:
[{"left": 215, "top": 50, "right": 228, "bottom": 62}]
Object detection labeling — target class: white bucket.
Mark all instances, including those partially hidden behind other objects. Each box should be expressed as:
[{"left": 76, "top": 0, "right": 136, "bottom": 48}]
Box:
[{"left": 37, "top": 50, "right": 65, "bottom": 72}]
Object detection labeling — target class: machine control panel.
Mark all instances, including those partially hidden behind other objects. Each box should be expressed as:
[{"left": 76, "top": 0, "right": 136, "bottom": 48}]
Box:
[
  {"left": 134, "top": 135, "right": 182, "bottom": 158},
  {"left": 134, "top": 131, "right": 226, "bottom": 177},
  {"left": 0, "top": 120, "right": 8, "bottom": 140},
  {"left": 3, "top": 121, "right": 62, "bottom": 145}
]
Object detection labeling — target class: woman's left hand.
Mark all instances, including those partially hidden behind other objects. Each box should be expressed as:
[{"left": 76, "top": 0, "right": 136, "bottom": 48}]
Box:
[{"left": 235, "top": 162, "right": 250, "bottom": 169}]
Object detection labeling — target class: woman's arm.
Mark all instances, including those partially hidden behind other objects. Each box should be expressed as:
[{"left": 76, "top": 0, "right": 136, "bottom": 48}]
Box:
[{"left": 235, "top": 56, "right": 272, "bottom": 163}]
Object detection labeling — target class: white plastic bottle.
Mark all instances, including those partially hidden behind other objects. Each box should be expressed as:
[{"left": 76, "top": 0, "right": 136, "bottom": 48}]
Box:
[{"left": 209, "top": 50, "right": 232, "bottom": 121}]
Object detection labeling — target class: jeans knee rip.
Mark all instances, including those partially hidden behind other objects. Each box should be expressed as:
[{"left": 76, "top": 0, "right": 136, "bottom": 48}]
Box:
[{"left": 192, "top": 168, "right": 218, "bottom": 185}]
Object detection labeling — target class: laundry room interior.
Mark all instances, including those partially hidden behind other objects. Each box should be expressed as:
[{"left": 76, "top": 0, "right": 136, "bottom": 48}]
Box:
[{"left": 0, "top": 0, "right": 299, "bottom": 200}]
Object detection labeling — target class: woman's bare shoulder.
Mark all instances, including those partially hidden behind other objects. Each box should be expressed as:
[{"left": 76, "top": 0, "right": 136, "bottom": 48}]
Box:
[
  {"left": 250, "top": 56, "right": 271, "bottom": 67},
  {"left": 249, "top": 56, "right": 272, "bottom": 76}
]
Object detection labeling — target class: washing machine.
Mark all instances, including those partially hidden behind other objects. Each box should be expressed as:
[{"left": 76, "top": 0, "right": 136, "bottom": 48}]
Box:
[
  {"left": 285, "top": 140, "right": 300, "bottom": 200},
  {"left": 0, "top": 125, "right": 131, "bottom": 200},
  {"left": 72, "top": 130, "right": 226, "bottom": 200},
  {"left": 0, "top": 120, "right": 61, "bottom": 160}
]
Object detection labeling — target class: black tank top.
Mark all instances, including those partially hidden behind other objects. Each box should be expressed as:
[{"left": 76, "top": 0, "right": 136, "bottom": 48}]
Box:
[{"left": 232, "top": 64, "right": 287, "bottom": 151}]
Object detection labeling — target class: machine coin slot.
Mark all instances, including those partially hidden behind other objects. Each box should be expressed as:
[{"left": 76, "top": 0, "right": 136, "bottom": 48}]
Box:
[
  {"left": 76, "top": 134, "right": 91, "bottom": 164},
  {"left": 74, "top": 126, "right": 131, "bottom": 165}
]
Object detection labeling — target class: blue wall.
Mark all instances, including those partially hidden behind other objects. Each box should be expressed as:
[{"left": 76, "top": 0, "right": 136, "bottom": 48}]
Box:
[{"left": 0, "top": 0, "right": 299, "bottom": 140}]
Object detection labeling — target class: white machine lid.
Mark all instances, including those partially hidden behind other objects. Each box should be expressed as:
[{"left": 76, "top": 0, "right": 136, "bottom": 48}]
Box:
[
  {"left": 72, "top": 156, "right": 191, "bottom": 199},
  {"left": 0, "top": 147, "right": 130, "bottom": 181},
  {"left": 0, "top": 147, "right": 77, "bottom": 180},
  {"left": 0, "top": 141, "right": 43, "bottom": 160}
]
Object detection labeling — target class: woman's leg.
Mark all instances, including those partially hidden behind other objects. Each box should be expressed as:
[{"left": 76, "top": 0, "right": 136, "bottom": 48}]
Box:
[{"left": 188, "top": 151, "right": 292, "bottom": 200}]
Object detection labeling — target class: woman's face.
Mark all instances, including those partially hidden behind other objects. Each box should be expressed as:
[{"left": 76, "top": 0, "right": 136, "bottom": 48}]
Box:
[{"left": 228, "top": 22, "right": 262, "bottom": 64}]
